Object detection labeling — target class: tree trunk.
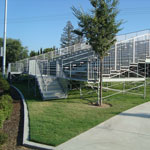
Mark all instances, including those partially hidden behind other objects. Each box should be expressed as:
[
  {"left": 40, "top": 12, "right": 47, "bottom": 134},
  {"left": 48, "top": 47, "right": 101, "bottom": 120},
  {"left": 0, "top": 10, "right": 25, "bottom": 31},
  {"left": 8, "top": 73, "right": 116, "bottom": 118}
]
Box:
[{"left": 98, "top": 57, "right": 103, "bottom": 106}]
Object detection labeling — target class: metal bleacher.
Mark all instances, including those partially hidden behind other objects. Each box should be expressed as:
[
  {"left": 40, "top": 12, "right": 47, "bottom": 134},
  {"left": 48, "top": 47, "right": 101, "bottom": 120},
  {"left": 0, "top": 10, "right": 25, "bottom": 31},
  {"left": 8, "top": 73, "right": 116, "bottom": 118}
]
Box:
[{"left": 8, "top": 29, "right": 150, "bottom": 100}]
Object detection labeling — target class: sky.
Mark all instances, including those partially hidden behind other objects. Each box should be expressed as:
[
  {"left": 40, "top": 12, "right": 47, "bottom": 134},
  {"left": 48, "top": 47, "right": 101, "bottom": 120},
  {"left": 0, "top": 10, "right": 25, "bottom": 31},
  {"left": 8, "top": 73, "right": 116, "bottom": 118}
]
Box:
[{"left": 0, "top": 0, "right": 150, "bottom": 52}]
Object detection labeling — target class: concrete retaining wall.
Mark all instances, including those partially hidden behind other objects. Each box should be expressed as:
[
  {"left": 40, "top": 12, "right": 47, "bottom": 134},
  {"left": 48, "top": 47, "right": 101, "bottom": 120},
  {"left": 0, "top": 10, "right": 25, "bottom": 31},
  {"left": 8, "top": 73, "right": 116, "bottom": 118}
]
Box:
[{"left": 11, "top": 85, "right": 55, "bottom": 150}]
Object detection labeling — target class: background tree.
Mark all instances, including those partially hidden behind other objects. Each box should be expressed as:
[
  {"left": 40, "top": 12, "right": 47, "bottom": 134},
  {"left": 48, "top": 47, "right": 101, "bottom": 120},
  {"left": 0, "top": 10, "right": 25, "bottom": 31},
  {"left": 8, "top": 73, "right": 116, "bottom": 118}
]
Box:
[
  {"left": 40, "top": 48, "right": 43, "bottom": 54},
  {"left": 0, "top": 38, "right": 28, "bottom": 66},
  {"left": 37, "top": 50, "right": 40, "bottom": 55},
  {"left": 19, "top": 46, "right": 28, "bottom": 60},
  {"left": 72, "top": 0, "right": 122, "bottom": 106},
  {"left": 43, "top": 46, "right": 56, "bottom": 53},
  {"left": 30, "top": 50, "right": 37, "bottom": 57},
  {"left": 29, "top": 46, "right": 56, "bottom": 57},
  {"left": 60, "top": 21, "right": 76, "bottom": 48}
]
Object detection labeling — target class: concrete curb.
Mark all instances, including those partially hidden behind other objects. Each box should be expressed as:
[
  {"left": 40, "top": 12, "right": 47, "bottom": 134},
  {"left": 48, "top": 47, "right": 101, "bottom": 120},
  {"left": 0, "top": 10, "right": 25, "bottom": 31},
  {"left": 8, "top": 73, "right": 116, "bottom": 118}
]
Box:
[{"left": 11, "top": 85, "right": 55, "bottom": 150}]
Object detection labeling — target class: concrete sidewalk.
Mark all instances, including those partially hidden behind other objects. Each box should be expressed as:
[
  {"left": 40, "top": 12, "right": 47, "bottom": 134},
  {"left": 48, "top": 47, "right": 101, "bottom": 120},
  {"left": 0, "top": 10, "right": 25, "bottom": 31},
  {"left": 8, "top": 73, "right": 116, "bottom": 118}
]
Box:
[{"left": 56, "top": 102, "right": 150, "bottom": 150}]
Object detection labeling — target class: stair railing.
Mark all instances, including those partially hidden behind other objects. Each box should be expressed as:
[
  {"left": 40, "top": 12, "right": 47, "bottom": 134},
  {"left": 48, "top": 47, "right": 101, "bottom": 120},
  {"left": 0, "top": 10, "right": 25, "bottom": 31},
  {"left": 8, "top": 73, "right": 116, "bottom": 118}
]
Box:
[
  {"left": 36, "top": 59, "right": 48, "bottom": 91},
  {"left": 56, "top": 60, "right": 68, "bottom": 97}
]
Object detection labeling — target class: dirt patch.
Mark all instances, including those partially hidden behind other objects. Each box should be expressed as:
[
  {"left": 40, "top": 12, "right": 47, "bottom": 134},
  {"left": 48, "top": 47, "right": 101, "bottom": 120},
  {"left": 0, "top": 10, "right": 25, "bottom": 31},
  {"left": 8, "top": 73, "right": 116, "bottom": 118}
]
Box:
[
  {"left": 0, "top": 87, "right": 35, "bottom": 150},
  {"left": 90, "top": 102, "right": 112, "bottom": 108}
]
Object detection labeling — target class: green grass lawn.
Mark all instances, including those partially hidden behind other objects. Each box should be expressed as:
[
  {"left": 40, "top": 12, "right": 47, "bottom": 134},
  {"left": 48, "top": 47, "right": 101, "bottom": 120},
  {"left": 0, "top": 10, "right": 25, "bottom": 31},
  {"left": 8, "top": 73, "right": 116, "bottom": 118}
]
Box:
[{"left": 13, "top": 79, "right": 150, "bottom": 146}]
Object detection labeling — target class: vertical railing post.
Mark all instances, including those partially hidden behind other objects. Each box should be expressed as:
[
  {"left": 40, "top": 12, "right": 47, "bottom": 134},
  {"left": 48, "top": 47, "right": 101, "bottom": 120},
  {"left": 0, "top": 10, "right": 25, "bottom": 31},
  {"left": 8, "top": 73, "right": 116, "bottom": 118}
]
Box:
[
  {"left": 87, "top": 59, "right": 89, "bottom": 81},
  {"left": 133, "top": 37, "right": 135, "bottom": 63},
  {"left": 145, "top": 61, "right": 147, "bottom": 78},
  {"left": 137, "top": 63, "right": 138, "bottom": 77},
  {"left": 47, "top": 60, "right": 48, "bottom": 76},
  {"left": 144, "top": 79, "right": 146, "bottom": 99},
  {"left": 115, "top": 43, "right": 117, "bottom": 70},
  {"left": 109, "top": 53, "right": 111, "bottom": 74},
  {"left": 97, "top": 80, "right": 100, "bottom": 105},
  {"left": 62, "top": 59, "right": 63, "bottom": 78},
  {"left": 56, "top": 60, "right": 59, "bottom": 77},
  {"left": 70, "top": 62, "right": 71, "bottom": 78}
]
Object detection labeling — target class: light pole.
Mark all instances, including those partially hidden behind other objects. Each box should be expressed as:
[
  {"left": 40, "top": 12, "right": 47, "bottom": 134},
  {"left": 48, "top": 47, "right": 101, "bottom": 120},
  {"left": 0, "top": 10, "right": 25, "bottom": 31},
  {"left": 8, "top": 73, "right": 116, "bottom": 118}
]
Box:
[{"left": 3, "top": 0, "right": 8, "bottom": 77}]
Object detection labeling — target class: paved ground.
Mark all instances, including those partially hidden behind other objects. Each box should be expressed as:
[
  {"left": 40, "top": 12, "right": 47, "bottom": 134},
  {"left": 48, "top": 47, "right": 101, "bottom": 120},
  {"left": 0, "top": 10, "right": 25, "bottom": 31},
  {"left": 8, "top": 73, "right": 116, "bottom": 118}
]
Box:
[{"left": 56, "top": 102, "right": 150, "bottom": 150}]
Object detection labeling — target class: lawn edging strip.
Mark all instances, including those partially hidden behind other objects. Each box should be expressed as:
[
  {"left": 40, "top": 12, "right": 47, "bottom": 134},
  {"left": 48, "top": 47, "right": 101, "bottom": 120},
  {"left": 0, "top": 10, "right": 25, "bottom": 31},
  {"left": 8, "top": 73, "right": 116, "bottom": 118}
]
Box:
[{"left": 11, "top": 85, "right": 55, "bottom": 150}]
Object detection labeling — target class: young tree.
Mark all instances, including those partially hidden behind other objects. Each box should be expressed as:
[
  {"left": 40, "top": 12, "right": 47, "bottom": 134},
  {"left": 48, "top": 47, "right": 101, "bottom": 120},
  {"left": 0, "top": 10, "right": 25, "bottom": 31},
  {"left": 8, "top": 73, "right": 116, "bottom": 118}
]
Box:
[
  {"left": 74, "top": 28, "right": 85, "bottom": 44},
  {"left": 60, "top": 21, "right": 76, "bottom": 48},
  {"left": 72, "top": 0, "right": 122, "bottom": 106}
]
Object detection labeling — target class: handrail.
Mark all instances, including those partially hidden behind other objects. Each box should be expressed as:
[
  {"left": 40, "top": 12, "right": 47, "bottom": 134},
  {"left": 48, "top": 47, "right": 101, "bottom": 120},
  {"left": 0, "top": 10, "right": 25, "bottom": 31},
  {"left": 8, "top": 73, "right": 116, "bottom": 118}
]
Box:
[
  {"left": 36, "top": 60, "right": 48, "bottom": 91},
  {"left": 116, "top": 29, "right": 150, "bottom": 42}
]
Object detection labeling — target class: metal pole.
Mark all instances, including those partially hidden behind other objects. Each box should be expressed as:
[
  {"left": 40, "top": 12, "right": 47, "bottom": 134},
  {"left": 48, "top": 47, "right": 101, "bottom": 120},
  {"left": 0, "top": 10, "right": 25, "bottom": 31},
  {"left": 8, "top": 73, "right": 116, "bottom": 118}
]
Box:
[{"left": 2, "top": 0, "right": 8, "bottom": 78}]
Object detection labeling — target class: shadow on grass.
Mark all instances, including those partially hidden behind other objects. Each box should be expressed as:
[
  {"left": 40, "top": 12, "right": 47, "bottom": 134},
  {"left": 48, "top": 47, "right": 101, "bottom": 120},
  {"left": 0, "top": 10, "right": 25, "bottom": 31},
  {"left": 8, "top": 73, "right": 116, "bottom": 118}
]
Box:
[{"left": 49, "top": 98, "right": 89, "bottom": 105}]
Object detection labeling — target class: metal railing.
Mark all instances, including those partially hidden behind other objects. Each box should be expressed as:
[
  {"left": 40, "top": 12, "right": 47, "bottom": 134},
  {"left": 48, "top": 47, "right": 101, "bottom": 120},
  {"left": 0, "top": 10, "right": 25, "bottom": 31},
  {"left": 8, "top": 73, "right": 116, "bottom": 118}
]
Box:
[
  {"left": 116, "top": 29, "right": 150, "bottom": 42},
  {"left": 9, "top": 30, "right": 150, "bottom": 82}
]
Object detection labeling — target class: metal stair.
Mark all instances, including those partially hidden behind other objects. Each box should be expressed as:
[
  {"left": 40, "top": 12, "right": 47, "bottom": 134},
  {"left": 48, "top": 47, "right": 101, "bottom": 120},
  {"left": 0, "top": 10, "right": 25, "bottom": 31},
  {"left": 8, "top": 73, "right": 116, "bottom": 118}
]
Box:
[{"left": 36, "top": 76, "right": 66, "bottom": 100}]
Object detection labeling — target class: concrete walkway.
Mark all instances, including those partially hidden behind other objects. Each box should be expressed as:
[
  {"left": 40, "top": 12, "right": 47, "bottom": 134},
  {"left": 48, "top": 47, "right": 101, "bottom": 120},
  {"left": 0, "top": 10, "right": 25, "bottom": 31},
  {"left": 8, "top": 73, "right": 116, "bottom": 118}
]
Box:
[{"left": 56, "top": 102, "right": 150, "bottom": 150}]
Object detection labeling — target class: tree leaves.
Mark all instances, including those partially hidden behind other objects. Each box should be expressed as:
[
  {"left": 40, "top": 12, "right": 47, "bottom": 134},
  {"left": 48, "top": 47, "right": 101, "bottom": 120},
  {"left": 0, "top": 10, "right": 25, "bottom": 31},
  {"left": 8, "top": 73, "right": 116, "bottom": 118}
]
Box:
[
  {"left": 60, "top": 21, "right": 76, "bottom": 48},
  {"left": 72, "top": 0, "right": 122, "bottom": 58},
  {"left": 0, "top": 38, "right": 28, "bottom": 65}
]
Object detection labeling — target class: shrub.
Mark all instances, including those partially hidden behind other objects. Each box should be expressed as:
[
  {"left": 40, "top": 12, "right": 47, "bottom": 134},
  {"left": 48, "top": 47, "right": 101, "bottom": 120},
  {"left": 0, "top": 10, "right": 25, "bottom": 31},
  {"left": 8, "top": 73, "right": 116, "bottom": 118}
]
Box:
[
  {"left": 0, "top": 95, "right": 13, "bottom": 120},
  {"left": 0, "top": 131, "right": 7, "bottom": 146},
  {"left": 0, "top": 110, "right": 5, "bottom": 129},
  {"left": 0, "top": 75, "right": 10, "bottom": 92}
]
